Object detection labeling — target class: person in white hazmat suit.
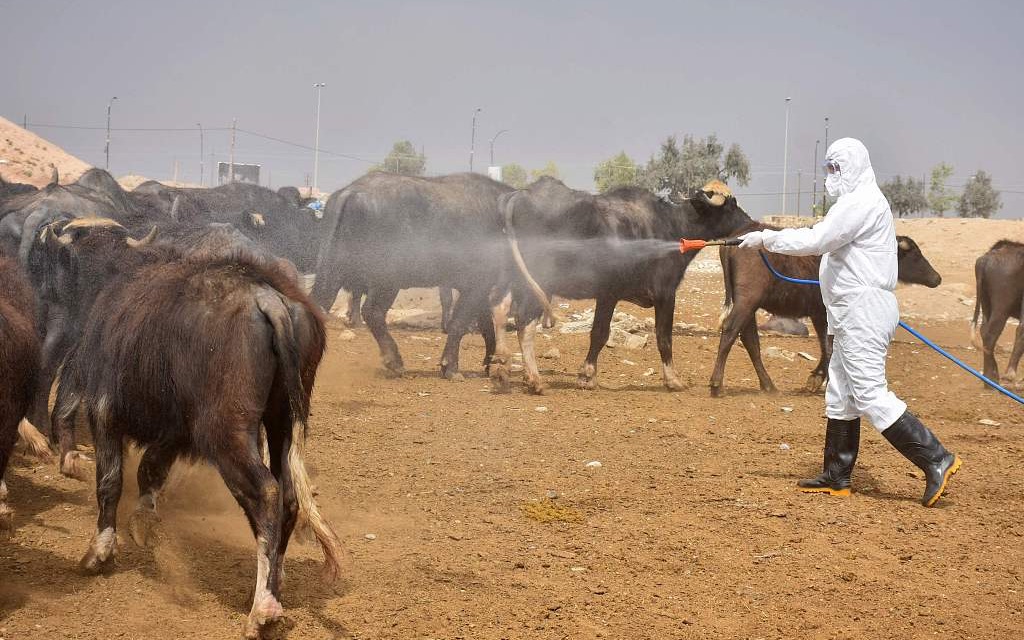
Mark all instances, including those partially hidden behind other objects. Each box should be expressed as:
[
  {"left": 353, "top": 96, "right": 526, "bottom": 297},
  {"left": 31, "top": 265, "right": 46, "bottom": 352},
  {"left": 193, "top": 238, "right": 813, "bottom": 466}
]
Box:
[{"left": 737, "top": 138, "right": 961, "bottom": 507}]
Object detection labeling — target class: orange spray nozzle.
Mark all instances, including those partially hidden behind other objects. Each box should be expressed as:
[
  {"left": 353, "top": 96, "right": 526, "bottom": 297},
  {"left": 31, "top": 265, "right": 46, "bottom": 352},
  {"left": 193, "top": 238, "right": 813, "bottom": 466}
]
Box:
[{"left": 678, "top": 238, "right": 742, "bottom": 253}]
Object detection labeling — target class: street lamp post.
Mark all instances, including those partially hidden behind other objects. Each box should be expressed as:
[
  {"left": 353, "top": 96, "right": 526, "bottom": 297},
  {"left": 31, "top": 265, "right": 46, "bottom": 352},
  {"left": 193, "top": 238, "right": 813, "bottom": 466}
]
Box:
[
  {"left": 104, "top": 96, "right": 118, "bottom": 172},
  {"left": 489, "top": 129, "right": 510, "bottom": 167},
  {"left": 469, "top": 108, "right": 482, "bottom": 172},
  {"left": 197, "top": 122, "right": 204, "bottom": 187},
  {"left": 812, "top": 139, "right": 820, "bottom": 217},
  {"left": 312, "top": 82, "right": 326, "bottom": 197},
  {"left": 822, "top": 116, "right": 830, "bottom": 213},
  {"left": 782, "top": 97, "right": 791, "bottom": 214}
]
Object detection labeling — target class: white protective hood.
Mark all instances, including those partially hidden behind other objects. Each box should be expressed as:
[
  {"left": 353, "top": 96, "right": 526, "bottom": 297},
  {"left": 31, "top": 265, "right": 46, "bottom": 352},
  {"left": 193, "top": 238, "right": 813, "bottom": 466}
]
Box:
[{"left": 827, "top": 137, "right": 877, "bottom": 197}]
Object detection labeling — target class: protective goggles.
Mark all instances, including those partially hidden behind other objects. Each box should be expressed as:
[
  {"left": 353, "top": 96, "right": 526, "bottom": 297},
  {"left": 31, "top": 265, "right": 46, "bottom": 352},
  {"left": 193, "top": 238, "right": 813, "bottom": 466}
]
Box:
[{"left": 824, "top": 160, "right": 841, "bottom": 175}]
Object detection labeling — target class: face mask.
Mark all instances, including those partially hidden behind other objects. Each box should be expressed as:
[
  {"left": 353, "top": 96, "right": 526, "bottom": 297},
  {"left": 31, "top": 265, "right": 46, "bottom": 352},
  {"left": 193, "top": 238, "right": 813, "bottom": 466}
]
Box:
[{"left": 825, "top": 173, "right": 842, "bottom": 197}]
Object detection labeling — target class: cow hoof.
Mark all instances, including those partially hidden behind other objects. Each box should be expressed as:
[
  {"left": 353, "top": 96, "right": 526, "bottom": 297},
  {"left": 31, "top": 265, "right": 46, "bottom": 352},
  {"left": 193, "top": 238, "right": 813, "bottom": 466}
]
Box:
[
  {"left": 576, "top": 376, "right": 598, "bottom": 391},
  {"left": 61, "top": 451, "right": 93, "bottom": 481},
  {"left": 525, "top": 379, "right": 546, "bottom": 395},
  {"left": 245, "top": 592, "right": 284, "bottom": 639},
  {"left": 803, "top": 374, "right": 825, "bottom": 393},
  {"left": 664, "top": 378, "right": 685, "bottom": 392},
  {"left": 128, "top": 508, "right": 161, "bottom": 548},
  {"left": 79, "top": 544, "right": 116, "bottom": 575},
  {"left": 489, "top": 366, "right": 512, "bottom": 394},
  {"left": 382, "top": 366, "right": 405, "bottom": 379},
  {"left": 0, "top": 505, "right": 13, "bottom": 541},
  {"left": 710, "top": 385, "right": 724, "bottom": 398},
  {"left": 762, "top": 385, "right": 780, "bottom": 395}
]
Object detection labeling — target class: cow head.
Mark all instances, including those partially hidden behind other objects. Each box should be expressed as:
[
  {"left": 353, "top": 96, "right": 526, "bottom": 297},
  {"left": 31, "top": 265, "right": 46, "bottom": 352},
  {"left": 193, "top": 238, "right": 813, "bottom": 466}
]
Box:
[
  {"left": 896, "top": 235, "right": 941, "bottom": 288},
  {"left": 686, "top": 180, "right": 754, "bottom": 239},
  {"left": 34, "top": 218, "right": 158, "bottom": 319}
]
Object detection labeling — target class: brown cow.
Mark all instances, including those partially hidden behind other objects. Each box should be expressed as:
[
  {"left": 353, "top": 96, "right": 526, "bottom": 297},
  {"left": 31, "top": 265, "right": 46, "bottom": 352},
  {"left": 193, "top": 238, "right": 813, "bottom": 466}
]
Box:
[
  {"left": 0, "top": 257, "right": 40, "bottom": 538},
  {"left": 710, "top": 225, "right": 941, "bottom": 396},
  {"left": 971, "top": 239, "right": 1024, "bottom": 385},
  {"left": 37, "top": 219, "right": 342, "bottom": 638}
]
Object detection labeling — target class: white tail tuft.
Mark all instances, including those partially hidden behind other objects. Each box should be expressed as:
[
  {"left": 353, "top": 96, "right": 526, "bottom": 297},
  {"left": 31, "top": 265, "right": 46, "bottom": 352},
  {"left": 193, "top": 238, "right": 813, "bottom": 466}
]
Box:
[
  {"left": 288, "top": 419, "right": 344, "bottom": 583},
  {"left": 17, "top": 419, "right": 52, "bottom": 459},
  {"left": 716, "top": 303, "right": 733, "bottom": 332}
]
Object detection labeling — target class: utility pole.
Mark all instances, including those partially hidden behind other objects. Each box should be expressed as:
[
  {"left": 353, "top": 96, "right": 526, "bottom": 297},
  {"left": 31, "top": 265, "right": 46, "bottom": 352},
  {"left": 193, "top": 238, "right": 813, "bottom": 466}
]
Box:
[
  {"left": 105, "top": 96, "right": 118, "bottom": 171},
  {"left": 229, "top": 118, "right": 237, "bottom": 183},
  {"left": 469, "top": 107, "right": 482, "bottom": 172},
  {"left": 173, "top": 159, "right": 179, "bottom": 184},
  {"left": 796, "top": 170, "right": 802, "bottom": 216},
  {"left": 197, "top": 123, "right": 204, "bottom": 187},
  {"left": 312, "top": 82, "right": 326, "bottom": 197},
  {"left": 822, "top": 116, "right": 830, "bottom": 214},
  {"left": 489, "top": 128, "right": 510, "bottom": 166},
  {"left": 23, "top": 114, "right": 27, "bottom": 130},
  {"left": 781, "top": 97, "right": 791, "bottom": 214},
  {"left": 813, "top": 139, "right": 819, "bottom": 216}
]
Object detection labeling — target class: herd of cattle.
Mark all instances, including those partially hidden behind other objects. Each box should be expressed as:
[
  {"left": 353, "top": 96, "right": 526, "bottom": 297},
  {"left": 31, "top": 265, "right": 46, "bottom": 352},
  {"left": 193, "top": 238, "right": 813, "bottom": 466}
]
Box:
[{"left": 0, "top": 166, "right": 1018, "bottom": 636}]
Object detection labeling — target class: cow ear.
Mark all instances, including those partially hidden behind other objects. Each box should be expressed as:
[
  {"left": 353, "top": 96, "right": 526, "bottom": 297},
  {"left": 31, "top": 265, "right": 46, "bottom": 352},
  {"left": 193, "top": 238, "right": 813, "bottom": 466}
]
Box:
[
  {"left": 169, "top": 195, "right": 181, "bottom": 222},
  {"left": 49, "top": 166, "right": 59, "bottom": 186},
  {"left": 898, "top": 238, "right": 911, "bottom": 252}
]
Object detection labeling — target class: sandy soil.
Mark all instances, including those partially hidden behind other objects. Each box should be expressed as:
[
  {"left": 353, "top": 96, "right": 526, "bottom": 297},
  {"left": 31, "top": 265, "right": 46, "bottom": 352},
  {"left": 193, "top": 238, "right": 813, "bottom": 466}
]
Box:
[
  {"left": 0, "top": 115, "right": 91, "bottom": 186},
  {"left": 2, "top": 222, "right": 1023, "bottom": 639}
]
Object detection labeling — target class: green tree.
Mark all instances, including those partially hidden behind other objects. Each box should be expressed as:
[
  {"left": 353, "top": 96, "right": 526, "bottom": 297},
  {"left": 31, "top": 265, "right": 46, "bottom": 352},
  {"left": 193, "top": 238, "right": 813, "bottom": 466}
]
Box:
[
  {"left": 958, "top": 170, "right": 1001, "bottom": 219},
  {"left": 639, "top": 134, "right": 750, "bottom": 197},
  {"left": 881, "top": 175, "right": 928, "bottom": 218},
  {"left": 373, "top": 140, "right": 426, "bottom": 175},
  {"left": 501, "top": 163, "right": 528, "bottom": 188},
  {"left": 530, "top": 161, "right": 561, "bottom": 181},
  {"left": 928, "top": 162, "right": 956, "bottom": 217},
  {"left": 593, "top": 151, "right": 639, "bottom": 193}
]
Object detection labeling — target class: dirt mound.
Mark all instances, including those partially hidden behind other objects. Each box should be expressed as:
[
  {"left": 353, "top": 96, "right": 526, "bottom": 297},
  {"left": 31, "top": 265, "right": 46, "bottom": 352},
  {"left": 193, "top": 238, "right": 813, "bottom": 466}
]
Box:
[{"left": 0, "top": 115, "right": 91, "bottom": 186}]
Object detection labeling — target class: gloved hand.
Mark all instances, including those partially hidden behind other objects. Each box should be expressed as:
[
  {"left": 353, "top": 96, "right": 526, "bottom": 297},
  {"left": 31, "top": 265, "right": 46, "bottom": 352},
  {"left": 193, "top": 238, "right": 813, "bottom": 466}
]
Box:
[{"left": 738, "top": 231, "right": 764, "bottom": 249}]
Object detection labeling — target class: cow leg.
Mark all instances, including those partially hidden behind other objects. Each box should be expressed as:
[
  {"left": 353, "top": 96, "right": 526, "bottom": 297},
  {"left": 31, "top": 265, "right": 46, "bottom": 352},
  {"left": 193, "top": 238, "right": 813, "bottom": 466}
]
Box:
[
  {"left": 805, "top": 313, "right": 830, "bottom": 393},
  {"left": 440, "top": 287, "right": 454, "bottom": 333},
  {"left": 1004, "top": 300, "right": 1024, "bottom": 387},
  {"left": 518, "top": 317, "right": 545, "bottom": 395},
  {"left": 739, "top": 319, "right": 777, "bottom": 393},
  {"left": 51, "top": 382, "right": 88, "bottom": 480},
  {"left": 709, "top": 301, "right": 753, "bottom": 397},
  {"left": 362, "top": 287, "right": 404, "bottom": 377},
  {"left": 346, "top": 288, "right": 364, "bottom": 327},
  {"left": 981, "top": 311, "right": 1009, "bottom": 383},
  {"left": 488, "top": 291, "right": 514, "bottom": 393},
  {"left": 478, "top": 305, "right": 497, "bottom": 371},
  {"left": 654, "top": 294, "right": 684, "bottom": 391},
  {"left": 577, "top": 296, "right": 617, "bottom": 390},
  {"left": 0, "top": 416, "right": 18, "bottom": 539},
  {"left": 262, "top": 405, "right": 297, "bottom": 599},
  {"left": 128, "top": 444, "right": 178, "bottom": 548},
  {"left": 214, "top": 434, "right": 285, "bottom": 638},
  {"left": 79, "top": 412, "right": 122, "bottom": 574},
  {"left": 440, "top": 287, "right": 488, "bottom": 381}
]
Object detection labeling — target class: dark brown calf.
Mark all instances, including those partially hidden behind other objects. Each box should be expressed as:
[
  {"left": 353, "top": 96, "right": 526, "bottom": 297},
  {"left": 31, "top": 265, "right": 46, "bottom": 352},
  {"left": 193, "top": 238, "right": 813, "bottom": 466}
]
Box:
[
  {"left": 0, "top": 257, "right": 40, "bottom": 538},
  {"left": 710, "top": 226, "right": 941, "bottom": 396},
  {"left": 971, "top": 240, "right": 1024, "bottom": 386},
  {"left": 38, "top": 219, "right": 342, "bottom": 638}
]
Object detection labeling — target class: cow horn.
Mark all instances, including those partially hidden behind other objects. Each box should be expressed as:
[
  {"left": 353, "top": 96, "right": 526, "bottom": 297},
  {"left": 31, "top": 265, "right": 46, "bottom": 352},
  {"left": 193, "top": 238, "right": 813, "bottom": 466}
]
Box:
[
  {"left": 127, "top": 226, "right": 158, "bottom": 247},
  {"left": 49, "top": 166, "right": 59, "bottom": 186},
  {"left": 169, "top": 195, "right": 181, "bottom": 221},
  {"left": 42, "top": 223, "right": 72, "bottom": 247}
]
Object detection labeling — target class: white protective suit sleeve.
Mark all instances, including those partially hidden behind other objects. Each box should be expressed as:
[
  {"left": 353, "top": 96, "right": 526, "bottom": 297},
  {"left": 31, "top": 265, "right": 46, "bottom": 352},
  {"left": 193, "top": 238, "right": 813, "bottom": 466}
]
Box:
[{"left": 759, "top": 197, "right": 866, "bottom": 256}]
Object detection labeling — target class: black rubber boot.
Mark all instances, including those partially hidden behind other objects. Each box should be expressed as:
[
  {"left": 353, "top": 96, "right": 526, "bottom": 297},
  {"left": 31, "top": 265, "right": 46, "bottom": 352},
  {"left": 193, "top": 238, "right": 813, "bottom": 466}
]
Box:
[
  {"left": 882, "top": 411, "right": 962, "bottom": 507},
  {"left": 797, "top": 418, "right": 860, "bottom": 496}
]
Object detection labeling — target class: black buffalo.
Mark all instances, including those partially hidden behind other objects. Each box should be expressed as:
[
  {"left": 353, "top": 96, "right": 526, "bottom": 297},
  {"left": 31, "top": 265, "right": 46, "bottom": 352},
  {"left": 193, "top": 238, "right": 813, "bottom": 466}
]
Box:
[
  {"left": 313, "top": 172, "right": 514, "bottom": 380},
  {"left": 971, "top": 240, "right": 1024, "bottom": 386},
  {"left": 502, "top": 179, "right": 753, "bottom": 394},
  {"left": 710, "top": 229, "right": 942, "bottom": 396},
  {"left": 0, "top": 256, "right": 40, "bottom": 538},
  {"left": 38, "top": 219, "right": 342, "bottom": 637}
]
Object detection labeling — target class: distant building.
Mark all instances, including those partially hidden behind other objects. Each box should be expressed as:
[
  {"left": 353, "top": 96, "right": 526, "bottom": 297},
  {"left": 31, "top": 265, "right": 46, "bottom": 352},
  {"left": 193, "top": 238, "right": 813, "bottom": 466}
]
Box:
[{"left": 218, "top": 162, "right": 260, "bottom": 185}]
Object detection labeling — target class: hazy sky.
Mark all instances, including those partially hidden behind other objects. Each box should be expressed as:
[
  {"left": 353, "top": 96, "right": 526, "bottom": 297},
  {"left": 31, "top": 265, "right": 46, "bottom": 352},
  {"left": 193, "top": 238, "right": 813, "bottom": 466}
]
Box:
[{"left": 3, "top": 0, "right": 1022, "bottom": 217}]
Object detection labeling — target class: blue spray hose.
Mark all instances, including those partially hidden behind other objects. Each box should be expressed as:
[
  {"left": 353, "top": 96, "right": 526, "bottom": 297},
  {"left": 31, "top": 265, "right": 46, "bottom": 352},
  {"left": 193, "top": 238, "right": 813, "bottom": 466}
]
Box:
[{"left": 758, "top": 251, "right": 1024, "bottom": 405}]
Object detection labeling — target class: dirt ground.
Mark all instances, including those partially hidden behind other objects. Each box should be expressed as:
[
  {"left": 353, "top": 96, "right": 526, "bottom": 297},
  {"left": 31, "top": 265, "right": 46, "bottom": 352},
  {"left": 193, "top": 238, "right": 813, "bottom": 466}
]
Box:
[{"left": 2, "top": 218, "right": 1023, "bottom": 639}]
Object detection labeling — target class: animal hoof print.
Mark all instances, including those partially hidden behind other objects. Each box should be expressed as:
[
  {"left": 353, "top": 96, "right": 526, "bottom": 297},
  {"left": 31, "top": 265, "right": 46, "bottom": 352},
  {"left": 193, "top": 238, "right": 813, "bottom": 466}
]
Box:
[{"left": 128, "top": 509, "right": 161, "bottom": 548}]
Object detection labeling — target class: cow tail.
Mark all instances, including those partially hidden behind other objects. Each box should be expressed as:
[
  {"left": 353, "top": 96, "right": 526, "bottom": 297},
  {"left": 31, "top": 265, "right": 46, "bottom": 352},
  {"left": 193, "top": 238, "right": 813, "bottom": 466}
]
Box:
[
  {"left": 502, "top": 192, "right": 556, "bottom": 326},
  {"left": 17, "top": 419, "right": 51, "bottom": 459},
  {"left": 970, "top": 259, "right": 985, "bottom": 352},
  {"left": 256, "top": 288, "right": 343, "bottom": 583},
  {"left": 717, "top": 245, "right": 734, "bottom": 332}
]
